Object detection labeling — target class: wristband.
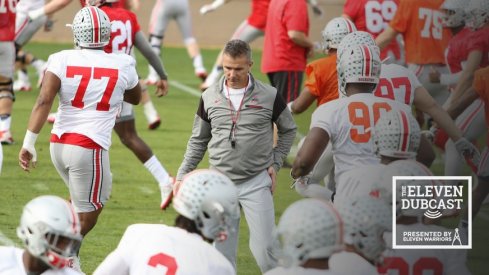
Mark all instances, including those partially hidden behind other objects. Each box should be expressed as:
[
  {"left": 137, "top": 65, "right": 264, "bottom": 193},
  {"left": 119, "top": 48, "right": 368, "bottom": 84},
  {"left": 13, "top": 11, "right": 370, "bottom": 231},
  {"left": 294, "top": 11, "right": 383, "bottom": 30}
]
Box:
[
  {"left": 23, "top": 130, "right": 39, "bottom": 149},
  {"left": 29, "top": 7, "right": 46, "bottom": 20}
]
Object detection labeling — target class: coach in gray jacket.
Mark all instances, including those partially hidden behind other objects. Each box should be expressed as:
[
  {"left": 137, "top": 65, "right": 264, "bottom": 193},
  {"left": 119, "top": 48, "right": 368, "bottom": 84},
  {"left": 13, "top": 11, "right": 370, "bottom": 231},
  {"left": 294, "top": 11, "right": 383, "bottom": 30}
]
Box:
[{"left": 175, "top": 39, "right": 297, "bottom": 272}]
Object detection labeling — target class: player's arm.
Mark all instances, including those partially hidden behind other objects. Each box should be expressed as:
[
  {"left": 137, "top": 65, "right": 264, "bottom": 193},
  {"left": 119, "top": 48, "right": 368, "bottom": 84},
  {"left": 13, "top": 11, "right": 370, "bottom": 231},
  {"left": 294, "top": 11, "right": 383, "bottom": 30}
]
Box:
[
  {"left": 134, "top": 31, "right": 169, "bottom": 96},
  {"left": 123, "top": 83, "right": 142, "bottom": 105},
  {"left": 450, "top": 50, "right": 483, "bottom": 106},
  {"left": 19, "top": 72, "right": 60, "bottom": 171},
  {"left": 93, "top": 251, "right": 130, "bottom": 275},
  {"left": 445, "top": 86, "right": 479, "bottom": 121},
  {"left": 29, "top": 0, "right": 72, "bottom": 20},
  {"left": 288, "top": 30, "right": 315, "bottom": 49},
  {"left": 200, "top": 0, "right": 231, "bottom": 15},
  {"left": 289, "top": 87, "right": 316, "bottom": 114},
  {"left": 273, "top": 93, "right": 297, "bottom": 172},
  {"left": 375, "top": 26, "right": 399, "bottom": 50},
  {"left": 291, "top": 127, "right": 329, "bottom": 179},
  {"left": 414, "top": 86, "right": 463, "bottom": 141}
]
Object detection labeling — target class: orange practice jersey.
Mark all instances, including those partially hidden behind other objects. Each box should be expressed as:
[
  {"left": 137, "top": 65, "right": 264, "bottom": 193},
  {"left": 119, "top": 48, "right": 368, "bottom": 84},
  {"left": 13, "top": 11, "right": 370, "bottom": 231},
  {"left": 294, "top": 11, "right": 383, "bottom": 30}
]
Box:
[
  {"left": 389, "top": 0, "right": 451, "bottom": 64},
  {"left": 304, "top": 54, "right": 339, "bottom": 106}
]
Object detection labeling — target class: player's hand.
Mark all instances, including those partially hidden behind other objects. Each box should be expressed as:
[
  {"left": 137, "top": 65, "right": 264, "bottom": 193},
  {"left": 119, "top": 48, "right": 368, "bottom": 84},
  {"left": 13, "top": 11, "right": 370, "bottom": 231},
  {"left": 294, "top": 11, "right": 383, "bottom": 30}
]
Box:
[
  {"left": 312, "top": 5, "right": 323, "bottom": 17},
  {"left": 173, "top": 180, "right": 182, "bottom": 196},
  {"left": 306, "top": 46, "right": 315, "bottom": 59},
  {"left": 155, "top": 79, "right": 169, "bottom": 97},
  {"left": 44, "top": 19, "right": 54, "bottom": 32},
  {"left": 267, "top": 166, "right": 277, "bottom": 194},
  {"left": 19, "top": 147, "right": 37, "bottom": 172},
  {"left": 429, "top": 66, "right": 441, "bottom": 83},
  {"left": 454, "top": 137, "right": 481, "bottom": 174},
  {"left": 200, "top": 5, "right": 215, "bottom": 15},
  {"left": 421, "top": 126, "right": 438, "bottom": 143}
]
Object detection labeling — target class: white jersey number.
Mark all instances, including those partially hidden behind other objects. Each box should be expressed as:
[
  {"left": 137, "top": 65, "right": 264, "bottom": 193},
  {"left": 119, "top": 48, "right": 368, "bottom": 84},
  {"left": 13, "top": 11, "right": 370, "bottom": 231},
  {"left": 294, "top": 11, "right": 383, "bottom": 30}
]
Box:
[
  {"left": 111, "top": 20, "right": 133, "bottom": 55},
  {"left": 365, "top": 0, "right": 397, "bottom": 33},
  {"left": 66, "top": 66, "right": 119, "bottom": 111},
  {"left": 0, "top": 0, "right": 16, "bottom": 13},
  {"left": 419, "top": 8, "right": 443, "bottom": 40}
]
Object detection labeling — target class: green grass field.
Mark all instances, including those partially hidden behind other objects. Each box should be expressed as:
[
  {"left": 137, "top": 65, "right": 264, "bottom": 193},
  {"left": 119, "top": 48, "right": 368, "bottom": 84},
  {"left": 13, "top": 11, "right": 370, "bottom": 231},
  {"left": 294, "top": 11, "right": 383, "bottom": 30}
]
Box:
[{"left": 1, "top": 42, "right": 488, "bottom": 274}]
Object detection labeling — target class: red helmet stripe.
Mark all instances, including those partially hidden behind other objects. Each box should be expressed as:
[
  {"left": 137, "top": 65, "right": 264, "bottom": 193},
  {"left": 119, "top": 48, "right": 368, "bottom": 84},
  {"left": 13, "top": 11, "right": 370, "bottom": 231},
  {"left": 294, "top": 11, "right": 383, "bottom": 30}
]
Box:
[
  {"left": 362, "top": 45, "right": 372, "bottom": 77},
  {"left": 88, "top": 7, "right": 100, "bottom": 44},
  {"left": 399, "top": 110, "right": 410, "bottom": 152},
  {"left": 344, "top": 18, "right": 353, "bottom": 33}
]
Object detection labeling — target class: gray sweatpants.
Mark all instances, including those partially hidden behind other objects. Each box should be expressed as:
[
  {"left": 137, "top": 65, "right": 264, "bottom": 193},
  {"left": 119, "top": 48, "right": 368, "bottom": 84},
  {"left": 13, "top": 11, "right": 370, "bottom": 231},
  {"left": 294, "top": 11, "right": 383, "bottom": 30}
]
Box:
[{"left": 214, "top": 169, "right": 277, "bottom": 273}]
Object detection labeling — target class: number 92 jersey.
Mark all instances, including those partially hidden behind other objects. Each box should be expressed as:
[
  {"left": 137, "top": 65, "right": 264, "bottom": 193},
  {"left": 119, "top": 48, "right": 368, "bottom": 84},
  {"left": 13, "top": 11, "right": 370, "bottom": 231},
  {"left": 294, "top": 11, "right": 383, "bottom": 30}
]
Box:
[
  {"left": 343, "top": 0, "right": 401, "bottom": 61},
  {"left": 100, "top": 5, "right": 141, "bottom": 55},
  {"left": 47, "top": 49, "right": 139, "bottom": 150},
  {"left": 311, "top": 93, "right": 411, "bottom": 183}
]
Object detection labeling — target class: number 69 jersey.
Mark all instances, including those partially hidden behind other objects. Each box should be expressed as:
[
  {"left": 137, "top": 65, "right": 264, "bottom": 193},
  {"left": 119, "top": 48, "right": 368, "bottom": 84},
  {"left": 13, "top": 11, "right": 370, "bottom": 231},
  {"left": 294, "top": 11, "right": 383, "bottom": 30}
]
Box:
[
  {"left": 93, "top": 224, "right": 235, "bottom": 275},
  {"left": 47, "top": 49, "right": 138, "bottom": 150},
  {"left": 311, "top": 93, "right": 411, "bottom": 183}
]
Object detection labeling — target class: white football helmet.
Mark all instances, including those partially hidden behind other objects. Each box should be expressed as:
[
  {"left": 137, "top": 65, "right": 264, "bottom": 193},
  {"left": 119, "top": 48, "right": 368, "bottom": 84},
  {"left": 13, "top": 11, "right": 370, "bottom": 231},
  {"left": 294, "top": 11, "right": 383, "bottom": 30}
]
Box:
[
  {"left": 322, "top": 17, "right": 357, "bottom": 51},
  {"left": 338, "top": 197, "right": 391, "bottom": 264},
  {"left": 465, "top": 0, "right": 489, "bottom": 30},
  {"left": 373, "top": 109, "right": 421, "bottom": 159},
  {"left": 441, "top": 0, "right": 468, "bottom": 27},
  {"left": 337, "top": 31, "right": 377, "bottom": 62},
  {"left": 71, "top": 6, "right": 111, "bottom": 48},
  {"left": 173, "top": 169, "right": 239, "bottom": 241},
  {"left": 337, "top": 43, "right": 381, "bottom": 96},
  {"left": 17, "top": 195, "right": 82, "bottom": 269},
  {"left": 275, "top": 199, "right": 343, "bottom": 267}
]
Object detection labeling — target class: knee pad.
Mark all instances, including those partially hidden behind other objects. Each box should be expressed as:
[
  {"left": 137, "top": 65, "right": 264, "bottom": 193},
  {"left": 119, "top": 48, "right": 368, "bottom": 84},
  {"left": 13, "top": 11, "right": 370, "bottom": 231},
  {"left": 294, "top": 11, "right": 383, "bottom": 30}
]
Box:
[
  {"left": 0, "top": 80, "right": 15, "bottom": 101},
  {"left": 149, "top": 34, "right": 163, "bottom": 48},
  {"left": 184, "top": 37, "right": 196, "bottom": 46}
]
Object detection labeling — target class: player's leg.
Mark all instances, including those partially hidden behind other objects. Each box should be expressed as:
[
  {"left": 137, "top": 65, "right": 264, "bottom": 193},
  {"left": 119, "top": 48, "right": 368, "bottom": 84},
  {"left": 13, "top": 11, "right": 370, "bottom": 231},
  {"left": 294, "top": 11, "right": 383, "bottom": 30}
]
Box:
[
  {"left": 267, "top": 71, "right": 303, "bottom": 103},
  {"left": 14, "top": 13, "right": 47, "bottom": 90},
  {"left": 203, "top": 21, "right": 264, "bottom": 90},
  {"left": 146, "top": 0, "right": 170, "bottom": 84},
  {"left": 114, "top": 103, "right": 173, "bottom": 208},
  {"left": 0, "top": 42, "right": 16, "bottom": 145},
  {"left": 175, "top": 1, "right": 207, "bottom": 81},
  {"left": 139, "top": 80, "right": 161, "bottom": 130},
  {"left": 50, "top": 143, "right": 110, "bottom": 236},
  {"left": 444, "top": 99, "right": 486, "bottom": 177},
  {"left": 239, "top": 170, "right": 278, "bottom": 272}
]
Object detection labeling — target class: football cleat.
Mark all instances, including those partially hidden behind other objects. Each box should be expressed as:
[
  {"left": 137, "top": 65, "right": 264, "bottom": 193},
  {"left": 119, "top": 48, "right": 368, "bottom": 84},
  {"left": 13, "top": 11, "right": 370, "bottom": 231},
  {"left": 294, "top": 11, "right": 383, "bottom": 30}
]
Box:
[
  {"left": 0, "top": 130, "right": 14, "bottom": 145},
  {"left": 196, "top": 71, "right": 208, "bottom": 83},
  {"left": 13, "top": 80, "right": 32, "bottom": 92},
  {"left": 47, "top": 112, "right": 57, "bottom": 124},
  {"left": 148, "top": 117, "right": 161, "bottom": 130}
]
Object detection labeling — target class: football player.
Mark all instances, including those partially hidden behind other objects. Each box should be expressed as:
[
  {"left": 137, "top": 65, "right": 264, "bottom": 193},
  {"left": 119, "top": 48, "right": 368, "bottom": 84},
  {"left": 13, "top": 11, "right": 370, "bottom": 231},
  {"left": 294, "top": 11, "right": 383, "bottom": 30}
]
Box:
[
  {"left": 19, "top": 6, "right": 142, "bottom": 268},
  {"left": 343, "top": 0, "right": 403, "bottom": 64},
  {"left": 0, "top": 195, "right": 83, "bottom": 274},
  {"left": 265, "top": 199, "right": 343, "bottom": 275},
  {"left": 93, "top": 169, "right": 236, "bottom": 274},
  {"left": 330, "top": 197, "right": 391, "bottom": 274}
]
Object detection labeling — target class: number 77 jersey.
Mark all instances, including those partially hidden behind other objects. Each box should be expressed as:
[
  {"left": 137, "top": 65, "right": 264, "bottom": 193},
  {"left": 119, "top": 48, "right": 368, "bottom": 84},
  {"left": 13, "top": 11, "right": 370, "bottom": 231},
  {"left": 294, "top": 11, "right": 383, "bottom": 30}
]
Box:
[
  {"left": 47, "top": 49, "right": 139, "bottom": 150},
  {"left": 311, "top": 93, "right": 411, "bottom": 183}
]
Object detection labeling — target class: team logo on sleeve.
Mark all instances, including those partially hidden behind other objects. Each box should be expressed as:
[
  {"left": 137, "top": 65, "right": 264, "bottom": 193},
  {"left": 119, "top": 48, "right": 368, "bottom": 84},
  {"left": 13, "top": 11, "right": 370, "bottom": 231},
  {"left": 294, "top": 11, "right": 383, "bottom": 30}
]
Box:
[{"left": 393, "top": 176, "right": 472, "bottom": 249}]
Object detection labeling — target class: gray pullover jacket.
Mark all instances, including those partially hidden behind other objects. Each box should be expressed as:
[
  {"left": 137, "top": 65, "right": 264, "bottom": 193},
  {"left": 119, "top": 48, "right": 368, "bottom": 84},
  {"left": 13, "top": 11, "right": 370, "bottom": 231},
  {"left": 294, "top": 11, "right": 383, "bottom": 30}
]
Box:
[{"left": 177, "top": 74, "right": 297, "bottom": 184}]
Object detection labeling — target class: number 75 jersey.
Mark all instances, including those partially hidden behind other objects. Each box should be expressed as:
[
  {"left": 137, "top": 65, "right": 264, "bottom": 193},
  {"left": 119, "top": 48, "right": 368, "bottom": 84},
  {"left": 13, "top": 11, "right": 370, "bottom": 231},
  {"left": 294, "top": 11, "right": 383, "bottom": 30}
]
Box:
[
  {"left": 311, "top": 93, "right": 411, "bottom": 183},
  {"left": 47, "top": 49, "right": 139, "bottom": 150}
]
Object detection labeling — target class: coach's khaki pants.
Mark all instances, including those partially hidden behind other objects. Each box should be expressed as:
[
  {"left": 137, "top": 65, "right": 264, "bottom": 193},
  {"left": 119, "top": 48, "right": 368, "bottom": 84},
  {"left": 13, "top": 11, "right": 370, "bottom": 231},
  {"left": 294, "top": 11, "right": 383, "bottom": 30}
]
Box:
[{"left": 215, "top": 169, "right": 278, "bottom": 273}]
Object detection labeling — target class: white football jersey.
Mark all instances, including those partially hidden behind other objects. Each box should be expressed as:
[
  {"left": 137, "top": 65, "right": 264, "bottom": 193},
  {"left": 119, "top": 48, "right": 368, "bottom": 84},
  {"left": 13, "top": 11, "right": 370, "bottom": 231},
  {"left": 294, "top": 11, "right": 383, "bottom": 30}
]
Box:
[
  {"left": 374, "top": 64, "right": 422, "bottom": 106},
  {"left": 329, "top": 251, "right": 378, "bottom": 275},
  {"left": 265, "top": 266, "right": 340, "bottom": 275},
  {"left": 47, "top": 49, "right": 138, "bottom": 150},
  {"left": 381, "top": 224, "right": 471, "bottom": 275},
  {"left": 311, "top": 93, "right": 411, "bottom": 183},
  {"left": 0, "top": 246, "right": 81, "bottom": 274},
  {"left": 93, "top": 224, "right": 235, "bottom": 275},
  {"left": 16, "top": 0, "right": 45, "bottom": 14}
]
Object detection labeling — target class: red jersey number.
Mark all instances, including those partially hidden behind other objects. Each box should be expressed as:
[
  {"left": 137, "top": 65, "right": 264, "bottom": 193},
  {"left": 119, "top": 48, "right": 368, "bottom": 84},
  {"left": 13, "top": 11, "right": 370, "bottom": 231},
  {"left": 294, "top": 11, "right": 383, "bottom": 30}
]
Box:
[
  {"left": 378, "top": 257, "right": 443, "bottom": 275},
  {"left": 148, "top": 253, "right": 178, "bottom": 275},
  {"left": 66, "top": 66, "right": 119, "bottom": 111},
  {"left": 374, "top": 76, "right": 412, "bottom": 104}
]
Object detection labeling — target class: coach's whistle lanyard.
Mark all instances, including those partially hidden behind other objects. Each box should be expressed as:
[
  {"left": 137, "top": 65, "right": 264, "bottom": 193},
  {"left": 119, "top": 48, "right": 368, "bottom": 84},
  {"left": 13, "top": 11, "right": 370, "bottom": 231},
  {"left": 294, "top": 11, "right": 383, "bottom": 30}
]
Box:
[{"left": 225, "top": 83, "right": 248, "bottom": 149}]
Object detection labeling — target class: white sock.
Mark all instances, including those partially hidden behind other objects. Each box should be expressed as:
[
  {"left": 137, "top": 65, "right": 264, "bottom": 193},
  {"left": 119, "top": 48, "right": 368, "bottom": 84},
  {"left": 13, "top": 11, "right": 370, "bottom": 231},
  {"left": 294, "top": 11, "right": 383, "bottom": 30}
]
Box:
[
  {"left": 193, "top": 54, "right": 206, "bottom": 74},
  {"left": 143, "top": 155, "right": 170, "bottom": 186},
  {"left": 31, "top": 59, "right": 45, "bottom": 72},
  {"left": 0, "top": 115, "right": 11, "bottom": 132},
  {"left": 204, "top": 66, "right": 223, "bottom": 86},
  {"left": 144, "top": 101, "right": 159, "bottom": 123},
  {"left": 17, "top": 70, "right": 29, "bottom": 82}
]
